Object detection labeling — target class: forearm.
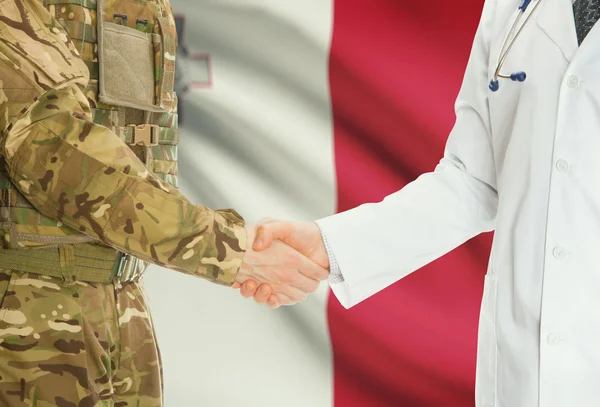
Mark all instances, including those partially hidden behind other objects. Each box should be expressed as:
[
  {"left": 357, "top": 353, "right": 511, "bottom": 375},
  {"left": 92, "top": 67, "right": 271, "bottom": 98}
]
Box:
[
  {"left": 317, "top": 162, "right": 498, "bottom": 307},
  {"left": 319, "top": 0, "right": 499, "bottom": 308},
  {"left": 0, "top": 0, "right": 246, "bottom": 285},
  {"left": 4, "top": 85, "right": 246, "bottom": 285}
]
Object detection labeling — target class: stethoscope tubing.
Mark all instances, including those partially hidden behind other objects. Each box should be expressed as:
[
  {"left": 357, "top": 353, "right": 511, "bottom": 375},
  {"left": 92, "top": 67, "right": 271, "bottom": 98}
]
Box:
[{"left": 490, "top": 0, "right": 543, "bottom": 90}]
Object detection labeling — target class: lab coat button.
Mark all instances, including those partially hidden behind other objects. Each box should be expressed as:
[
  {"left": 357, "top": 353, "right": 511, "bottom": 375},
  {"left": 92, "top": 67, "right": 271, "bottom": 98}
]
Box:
[
  {"left": 556, "top": 159, "right": 569, "bottom": 172},
  {"left": 567, "top": 75, "right": 579, "bottom": 88},
  {"left": 553, "top": 246, "right": 566, "bottom": 259},
  {"left": 547, "top": 334, "right": 560, "bottom": 345}
]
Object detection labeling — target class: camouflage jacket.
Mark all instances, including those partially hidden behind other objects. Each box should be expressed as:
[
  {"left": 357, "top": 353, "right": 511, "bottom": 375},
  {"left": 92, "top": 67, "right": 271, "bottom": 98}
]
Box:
[{"left": 0, "top": 0, "right": 246, "bottom": 285}]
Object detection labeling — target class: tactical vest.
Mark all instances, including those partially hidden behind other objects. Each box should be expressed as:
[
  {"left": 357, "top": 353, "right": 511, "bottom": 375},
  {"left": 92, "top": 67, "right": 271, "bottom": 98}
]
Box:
[{"left": 0, "top": 0, "right": 179, "bottom": 282}]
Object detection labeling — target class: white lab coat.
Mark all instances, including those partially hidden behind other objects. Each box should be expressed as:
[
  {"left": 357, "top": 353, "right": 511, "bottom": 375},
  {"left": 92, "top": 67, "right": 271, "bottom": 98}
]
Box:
[{"left": 316, "top": 0, "right": 600, "bottom": 405}]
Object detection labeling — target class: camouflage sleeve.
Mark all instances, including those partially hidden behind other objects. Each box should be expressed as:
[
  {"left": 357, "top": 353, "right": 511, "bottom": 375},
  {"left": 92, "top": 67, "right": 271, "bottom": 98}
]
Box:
[{"left": 0, "top": 0, "right": 246, "bottom": 286}]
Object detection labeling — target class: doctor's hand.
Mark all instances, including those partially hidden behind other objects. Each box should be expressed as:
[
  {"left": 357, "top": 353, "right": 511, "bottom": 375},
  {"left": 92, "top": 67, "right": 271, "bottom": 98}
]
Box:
[
  {"left": 234, "top": 220, "right": 329, "bottom": 308},
  {"left": 233, "top": 225, "right": 329, "bottom": 306}
]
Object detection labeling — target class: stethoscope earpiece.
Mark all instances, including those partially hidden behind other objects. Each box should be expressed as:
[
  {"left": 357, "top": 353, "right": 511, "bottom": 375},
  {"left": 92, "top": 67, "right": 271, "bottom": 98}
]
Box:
[{"left": 510, "top": 71, "right": 527, "bottom": 82}]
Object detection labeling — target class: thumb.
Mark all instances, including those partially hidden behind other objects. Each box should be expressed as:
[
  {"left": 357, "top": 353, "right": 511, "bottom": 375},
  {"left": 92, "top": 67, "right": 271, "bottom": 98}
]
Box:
[{"left": 252, "top": 221, "right": 293, "bottom": 251}]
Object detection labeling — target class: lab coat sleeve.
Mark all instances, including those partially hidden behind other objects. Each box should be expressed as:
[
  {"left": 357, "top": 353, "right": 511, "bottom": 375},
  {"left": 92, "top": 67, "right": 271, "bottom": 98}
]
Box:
[{"left": 316, "top": 0, "right": 499, "bottom": 308}]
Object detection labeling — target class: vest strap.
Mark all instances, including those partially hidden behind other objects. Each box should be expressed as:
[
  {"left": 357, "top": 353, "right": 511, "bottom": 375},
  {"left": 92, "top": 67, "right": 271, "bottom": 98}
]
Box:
[
  {"left": 0, "top": 244, "right": 142, "bottom": 284},
  {"left": 116, "top": 125, "right": 178, "bottom": 146},
  {"left": 58, "top": 245, "right": 77, "bottom": 286},
  {"left": 45, "top": 0, "right": 98, "bottom": 10}
]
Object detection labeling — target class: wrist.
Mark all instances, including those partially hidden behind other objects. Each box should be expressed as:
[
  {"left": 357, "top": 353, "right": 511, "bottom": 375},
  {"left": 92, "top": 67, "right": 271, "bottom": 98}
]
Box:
[
  {"left": 311, "top": 221, "right": 331, "bottom": 270},
  {"left": 237, "top": 225, "right": 256, "bottom": 284}
]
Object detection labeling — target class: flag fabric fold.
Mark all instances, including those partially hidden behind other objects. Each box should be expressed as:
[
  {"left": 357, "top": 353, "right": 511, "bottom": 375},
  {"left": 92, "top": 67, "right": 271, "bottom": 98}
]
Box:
[{"left": 145, "top": 1, "right": 489, "bottom": 406}]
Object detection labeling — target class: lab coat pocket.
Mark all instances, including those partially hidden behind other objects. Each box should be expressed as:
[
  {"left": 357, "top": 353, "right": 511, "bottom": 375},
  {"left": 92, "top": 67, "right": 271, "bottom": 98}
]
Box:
[{"left": 475, "top": 272, "right": 498, "bottom": 407}]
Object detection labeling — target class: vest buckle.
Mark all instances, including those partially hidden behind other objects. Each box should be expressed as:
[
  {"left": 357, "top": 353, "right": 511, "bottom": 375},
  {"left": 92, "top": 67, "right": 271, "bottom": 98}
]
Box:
[
  {"left": 113, "top": 251, "right": 141, "bottom": 283},
  {"left": 128, "top": 124, "right": 159, "bottom": 147}
]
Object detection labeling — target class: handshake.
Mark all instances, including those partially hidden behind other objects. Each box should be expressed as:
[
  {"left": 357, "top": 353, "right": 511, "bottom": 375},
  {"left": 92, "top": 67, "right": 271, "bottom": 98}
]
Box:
[{"left": 232, "top": 219, "right": 329, "bottom": 309}]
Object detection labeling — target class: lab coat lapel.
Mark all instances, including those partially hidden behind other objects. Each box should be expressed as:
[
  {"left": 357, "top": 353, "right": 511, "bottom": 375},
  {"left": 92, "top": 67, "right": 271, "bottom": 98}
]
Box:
[{"left": 535, "top": 0, "right": 578, "bottom": 61}]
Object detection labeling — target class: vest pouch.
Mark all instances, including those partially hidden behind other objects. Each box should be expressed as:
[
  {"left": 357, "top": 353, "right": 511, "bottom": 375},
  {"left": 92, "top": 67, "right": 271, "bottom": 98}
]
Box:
[
  {"left": 97, "top": 21, "right": 163, "bottom": 111},
  {"left": 97, "top": 0, "right": 166, "bottom": 112}
]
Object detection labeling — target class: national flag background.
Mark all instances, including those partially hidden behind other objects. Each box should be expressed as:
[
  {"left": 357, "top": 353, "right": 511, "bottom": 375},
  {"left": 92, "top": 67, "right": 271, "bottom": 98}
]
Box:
[{"left": 143, "top": 0, "right": 493, "bottom": 406}]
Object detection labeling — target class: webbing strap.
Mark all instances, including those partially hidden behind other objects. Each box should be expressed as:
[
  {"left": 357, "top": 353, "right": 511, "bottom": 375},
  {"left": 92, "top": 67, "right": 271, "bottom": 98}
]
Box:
[
  {"left": 0, "top": 244, "right": 130, "bottom": 284},
  {"left": 58, "top": 245, "right": 76, "bottom": 284},
  {"left": 0, "top": 189, "right": 25, "bottom": 208},
  {"left": 59, "top": 20, "right": 97, "bottom": 43},
  {"left": 116, "top": 126, "right": 178, "bottom": 146},
  {"left": 154, "top": 172, "right": 177, "bottom": 188},
  {"left": 45, "top": 0, "right": 97, "bottom": 10},
  {"left": 85, "top": 61, "right": 98, "bottom": 80}
]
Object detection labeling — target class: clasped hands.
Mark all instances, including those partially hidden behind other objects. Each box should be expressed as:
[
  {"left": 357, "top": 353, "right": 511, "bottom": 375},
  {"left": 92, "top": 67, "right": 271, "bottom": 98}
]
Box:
[{"left": 233, "top": 220, "right": 328, "bottom": 309}]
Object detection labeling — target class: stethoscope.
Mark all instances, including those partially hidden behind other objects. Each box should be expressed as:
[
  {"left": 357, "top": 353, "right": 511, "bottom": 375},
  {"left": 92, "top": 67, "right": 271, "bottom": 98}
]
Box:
[{"left": 489, "top": 0, "right": 543, "bottom": 92}]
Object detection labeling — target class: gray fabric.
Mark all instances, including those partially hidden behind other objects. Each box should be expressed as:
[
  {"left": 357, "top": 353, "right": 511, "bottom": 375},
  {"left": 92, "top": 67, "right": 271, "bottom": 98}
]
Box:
[
  {"left": 573, "top": 0, "right": 600, "bottom": 44},
  {"left": 317, "top": 225, "right": 344, "bottom": 284}
]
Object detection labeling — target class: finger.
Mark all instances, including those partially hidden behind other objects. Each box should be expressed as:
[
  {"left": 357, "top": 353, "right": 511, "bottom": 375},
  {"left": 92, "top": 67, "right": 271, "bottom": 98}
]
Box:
[
  {"left": 253, "top": 283, "right": 273, "bottom": 305},
  {"left": 294, "top": 252, "right": 330, "bottom": 282},
  {"left": 240, "top": 280, "right": 258, "bottom": 298},
  {"left": 253, "top": 222, "right": 293, "bottom": 252},
  {"left": 232, "top": 282, "right": 241, "bottom": 289},
  {"left": 300, "top": 263, "right": 329, "bottom": 282},
  {"left": 280, "top": 284, "right": 307, "bottom": 304},
  {"left": 289, "top": 273, "right": 320, "bottom": 295},
  {"left": 267, "top": 294, "right": 281, "bottom": 309},
  {"left": 276, "top": 293, "right": 294, "bottom": 306}
]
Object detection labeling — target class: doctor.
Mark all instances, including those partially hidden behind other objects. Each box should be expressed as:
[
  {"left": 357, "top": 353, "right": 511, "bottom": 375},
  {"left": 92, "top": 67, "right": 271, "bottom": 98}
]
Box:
[{"left": 236, "top": 0, "right": 600, "bottom": 405}]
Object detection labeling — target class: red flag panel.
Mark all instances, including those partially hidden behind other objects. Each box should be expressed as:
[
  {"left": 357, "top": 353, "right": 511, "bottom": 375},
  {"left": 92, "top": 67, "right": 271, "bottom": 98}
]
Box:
[{"left": 328, "top": 1, "right": 493, "bottom": 406}]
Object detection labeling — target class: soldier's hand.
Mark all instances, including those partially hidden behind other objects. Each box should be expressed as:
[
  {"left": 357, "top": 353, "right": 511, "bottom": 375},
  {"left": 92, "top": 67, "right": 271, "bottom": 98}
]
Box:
[
  {"left": 235, "top": 220, "right": 330, "bottom": 308},
  {"left": 232, "top": 280, "right": 279, "bottom": 308},
  {"left": 234, "top": 225, "right": 328, "bottom": 307}
]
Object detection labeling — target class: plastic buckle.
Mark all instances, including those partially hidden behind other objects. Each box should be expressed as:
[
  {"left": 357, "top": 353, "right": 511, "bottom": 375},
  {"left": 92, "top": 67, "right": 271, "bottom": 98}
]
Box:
[{"left": 128, "top": 124, "right": 159, "bottom": 147}]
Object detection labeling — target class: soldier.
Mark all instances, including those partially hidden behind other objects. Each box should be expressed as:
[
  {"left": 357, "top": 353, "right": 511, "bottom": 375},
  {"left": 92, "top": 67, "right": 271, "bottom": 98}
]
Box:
[{"left": 0, "top": 0, "right": 328, "bottom": 405}]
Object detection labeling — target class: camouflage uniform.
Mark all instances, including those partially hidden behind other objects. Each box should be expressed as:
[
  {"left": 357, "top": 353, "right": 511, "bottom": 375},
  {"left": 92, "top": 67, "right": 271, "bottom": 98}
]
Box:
[{"left": 0, "top": 0, "right": 247, "bottom": 405}]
